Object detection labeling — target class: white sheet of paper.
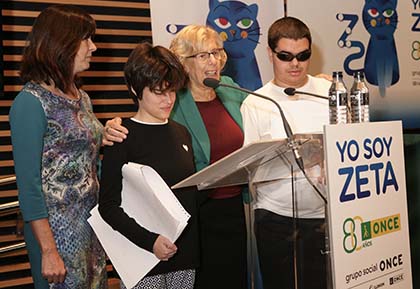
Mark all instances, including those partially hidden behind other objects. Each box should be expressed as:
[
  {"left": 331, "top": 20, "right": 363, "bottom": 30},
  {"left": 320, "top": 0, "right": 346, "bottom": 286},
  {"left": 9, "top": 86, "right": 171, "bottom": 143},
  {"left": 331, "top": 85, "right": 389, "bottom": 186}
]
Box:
[{"left": 88, "top": 162, "right": 190, "bottom": 289}]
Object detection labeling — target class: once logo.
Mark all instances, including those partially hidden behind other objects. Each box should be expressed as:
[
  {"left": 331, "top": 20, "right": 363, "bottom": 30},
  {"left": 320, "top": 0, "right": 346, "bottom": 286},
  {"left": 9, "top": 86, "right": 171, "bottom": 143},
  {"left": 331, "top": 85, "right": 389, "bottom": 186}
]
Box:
[
  {"left": 380, "top": 254, "right": 403, "bottom": 271},
  {"left": 342, "top": 214, "right": 401, "bottom": 253},
  {"left": 389, "top": 273, "right": 404, "bottom": 285}
]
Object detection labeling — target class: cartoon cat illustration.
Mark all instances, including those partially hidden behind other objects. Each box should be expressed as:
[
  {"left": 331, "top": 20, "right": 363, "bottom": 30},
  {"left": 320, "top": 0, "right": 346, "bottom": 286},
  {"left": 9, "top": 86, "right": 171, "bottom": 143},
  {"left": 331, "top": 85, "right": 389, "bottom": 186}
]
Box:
[
  {"left": 206, "top": 0, "right": 262, "bottom": 90},
  {"left": 362, "top": 0, "right": 399, "bottom": 96}
]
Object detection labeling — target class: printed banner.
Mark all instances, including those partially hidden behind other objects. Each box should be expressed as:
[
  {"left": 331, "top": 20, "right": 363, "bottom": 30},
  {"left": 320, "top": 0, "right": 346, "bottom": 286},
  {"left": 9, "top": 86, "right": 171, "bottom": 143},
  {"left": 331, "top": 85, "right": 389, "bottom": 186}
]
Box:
[
  {"left": 288, "top": 1, "right": 420, "bottom": 130},
  {"left": 149, "top": 0, "right": 284, "bottom": 91},
  {"left": 324, "top": 121, "right": 412, "bottom": 289}
]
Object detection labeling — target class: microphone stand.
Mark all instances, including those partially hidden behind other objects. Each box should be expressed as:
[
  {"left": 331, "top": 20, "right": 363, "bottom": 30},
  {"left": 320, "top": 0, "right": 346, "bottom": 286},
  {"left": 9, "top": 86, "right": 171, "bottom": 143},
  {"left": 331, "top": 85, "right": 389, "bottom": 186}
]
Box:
[
  {"left": 285, "top": 86, "right": 332, "bottom": 289},
  {"left": 204, "top": 79, "right": 304, "bottom": 169},
  {"left": 204, "top": 78, "right": 329, "bottom": 289},
  {"left": 203, "top": 78, "right": 328, "bottom": 289},
  {"left": 204, "top": 79, "right": 327, "bottom": 203}
]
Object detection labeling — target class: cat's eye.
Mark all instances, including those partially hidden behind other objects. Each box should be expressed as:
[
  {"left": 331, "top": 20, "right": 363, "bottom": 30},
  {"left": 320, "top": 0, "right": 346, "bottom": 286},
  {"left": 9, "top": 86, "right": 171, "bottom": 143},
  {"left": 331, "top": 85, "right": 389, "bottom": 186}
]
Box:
[
  {"left": 214, "top": 18, "right": 231, "bottom": 29},
  {"left": 237, "top": 18, "right": 254, "bottom": 29},
  {"left": 367, "top": 8, "right": 379, "bottom": 17},
  {"left": 383, "top": 9, "right": 394, "bottom": 17}
]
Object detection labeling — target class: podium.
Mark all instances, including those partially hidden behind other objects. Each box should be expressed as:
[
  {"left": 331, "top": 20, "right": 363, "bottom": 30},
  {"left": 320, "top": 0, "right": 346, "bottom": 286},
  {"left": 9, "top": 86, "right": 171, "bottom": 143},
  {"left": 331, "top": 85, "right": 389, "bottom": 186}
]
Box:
[
  {"left": 172, "top": 121, "right": 413, "bottom": 289},
  {"left": 172, "top": 133, "right": 324, "bottom": 190},
  {"left": 173, "top": 133, "right": 328, "bottom": 289},
  {"left": 323, "top": 121, "right": 412, "bottom": 289}
]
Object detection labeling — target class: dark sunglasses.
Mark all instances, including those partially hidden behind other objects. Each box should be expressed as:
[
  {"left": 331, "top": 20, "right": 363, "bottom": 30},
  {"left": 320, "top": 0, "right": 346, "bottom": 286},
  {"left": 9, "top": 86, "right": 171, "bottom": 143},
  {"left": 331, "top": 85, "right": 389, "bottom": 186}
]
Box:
[{"left": 273, "top": 49, "right": 311, "bottom": 62}]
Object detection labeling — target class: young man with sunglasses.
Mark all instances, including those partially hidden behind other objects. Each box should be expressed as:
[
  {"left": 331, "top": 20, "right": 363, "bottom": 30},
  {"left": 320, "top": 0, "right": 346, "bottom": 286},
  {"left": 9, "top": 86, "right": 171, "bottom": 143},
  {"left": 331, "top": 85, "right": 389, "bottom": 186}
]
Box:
[{"left": 241, "top": 17, "right": 330, "bottom": 289}]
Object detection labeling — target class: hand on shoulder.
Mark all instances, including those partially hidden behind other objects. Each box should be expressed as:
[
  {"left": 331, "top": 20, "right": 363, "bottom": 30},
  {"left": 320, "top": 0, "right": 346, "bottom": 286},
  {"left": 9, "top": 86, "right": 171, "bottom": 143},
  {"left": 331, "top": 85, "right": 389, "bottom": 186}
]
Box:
[{"left": 102, "top": 117, "right": 129, "bottom": 146}]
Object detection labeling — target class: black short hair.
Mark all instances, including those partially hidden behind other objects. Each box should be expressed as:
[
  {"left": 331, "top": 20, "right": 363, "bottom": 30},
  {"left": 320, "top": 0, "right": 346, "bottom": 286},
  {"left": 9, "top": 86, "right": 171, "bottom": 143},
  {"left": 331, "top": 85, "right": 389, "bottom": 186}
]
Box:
[
  {"left": 124, "top": 42, "right": 188, "bottom": 105},
  {"left": 268, "top": 16, "right": 312, "bottom": 51}
]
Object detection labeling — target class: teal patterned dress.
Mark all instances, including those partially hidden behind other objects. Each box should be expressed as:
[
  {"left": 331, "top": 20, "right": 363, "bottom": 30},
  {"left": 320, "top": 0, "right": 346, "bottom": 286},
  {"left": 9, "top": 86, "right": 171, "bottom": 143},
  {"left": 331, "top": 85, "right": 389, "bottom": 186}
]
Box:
[{"left": 10, "top": 82, "right": 108, "bottom": 289}]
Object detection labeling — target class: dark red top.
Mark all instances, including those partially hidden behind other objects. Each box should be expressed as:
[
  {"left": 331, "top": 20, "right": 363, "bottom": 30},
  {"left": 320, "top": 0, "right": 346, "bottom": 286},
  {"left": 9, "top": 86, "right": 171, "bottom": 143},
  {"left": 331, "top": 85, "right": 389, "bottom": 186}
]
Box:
[{"left": 196, "top": 97, "right": 244, "bottom": 199}]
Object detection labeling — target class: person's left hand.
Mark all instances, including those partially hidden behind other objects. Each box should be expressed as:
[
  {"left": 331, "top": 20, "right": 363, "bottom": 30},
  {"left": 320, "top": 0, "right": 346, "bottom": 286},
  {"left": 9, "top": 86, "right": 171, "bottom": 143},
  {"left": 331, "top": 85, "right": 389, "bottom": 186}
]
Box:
[
  {"left": 102, "top": 117, "right": 129, "bottom": 146},
  {"left": 153, "top": 235, "right": 177, "bottom": 261},
  {"left": 41, "top": 248, "right": 66, "bottom": 283}
]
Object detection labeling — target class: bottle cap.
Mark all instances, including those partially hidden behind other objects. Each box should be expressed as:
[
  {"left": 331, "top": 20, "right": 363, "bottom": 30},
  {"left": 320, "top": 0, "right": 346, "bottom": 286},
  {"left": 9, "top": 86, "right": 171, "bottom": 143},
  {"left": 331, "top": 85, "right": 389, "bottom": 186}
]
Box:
[{"left": 354, "top": 70, "right": 365, "bottom": 78}]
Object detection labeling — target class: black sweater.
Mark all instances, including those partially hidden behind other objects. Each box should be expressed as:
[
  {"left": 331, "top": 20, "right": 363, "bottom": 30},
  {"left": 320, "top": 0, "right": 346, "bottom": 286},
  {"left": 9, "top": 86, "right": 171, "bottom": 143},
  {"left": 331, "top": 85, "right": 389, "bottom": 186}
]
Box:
[{"left": 99, "top": 118, "right": 199, "bottom": 276}]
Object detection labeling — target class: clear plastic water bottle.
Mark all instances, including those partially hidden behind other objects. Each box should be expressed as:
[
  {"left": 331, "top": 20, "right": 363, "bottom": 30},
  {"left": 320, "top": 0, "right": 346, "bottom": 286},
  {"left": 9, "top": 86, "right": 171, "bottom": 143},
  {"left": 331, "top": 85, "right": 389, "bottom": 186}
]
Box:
[
  {"left": 349, "top": 71, "right": 370, "bottom": 123},
  {"left": 329, "top": 71, "right": 348, "bottom": 124}
]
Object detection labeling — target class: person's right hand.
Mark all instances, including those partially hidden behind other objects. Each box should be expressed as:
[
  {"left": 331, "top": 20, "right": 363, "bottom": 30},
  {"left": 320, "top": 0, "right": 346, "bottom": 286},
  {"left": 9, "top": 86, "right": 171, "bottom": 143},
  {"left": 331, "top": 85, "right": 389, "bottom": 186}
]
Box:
[
  {"left": 102, "top": 117, "right": 129, "bottom": 146},
  {"left": 41, "top": 248, "right": 66, "bottom": 283},
  {"left": 153, "top": 235, "right": 177, "bottom": 261}
]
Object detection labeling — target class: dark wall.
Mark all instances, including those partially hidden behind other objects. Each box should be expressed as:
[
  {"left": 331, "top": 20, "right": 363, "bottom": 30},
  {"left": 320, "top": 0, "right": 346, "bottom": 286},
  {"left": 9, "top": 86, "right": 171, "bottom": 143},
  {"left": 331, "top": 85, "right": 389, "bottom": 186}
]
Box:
[
  {"left": 0, "top": 4, "right": 4, "bottom": 97},
  {"left": 405, "top": 134, "right": 420, "bottom": 288}
]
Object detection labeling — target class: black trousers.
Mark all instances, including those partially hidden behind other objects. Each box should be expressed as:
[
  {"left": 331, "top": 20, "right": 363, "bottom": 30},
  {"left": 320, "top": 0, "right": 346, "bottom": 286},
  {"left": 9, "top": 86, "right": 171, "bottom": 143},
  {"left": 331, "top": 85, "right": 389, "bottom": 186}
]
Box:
[
  {"left": 194, "top": 194, "right": 247, "bottom": 289},
  {"left": 255, "top": 209, "right": 326, "bottom": 289}
]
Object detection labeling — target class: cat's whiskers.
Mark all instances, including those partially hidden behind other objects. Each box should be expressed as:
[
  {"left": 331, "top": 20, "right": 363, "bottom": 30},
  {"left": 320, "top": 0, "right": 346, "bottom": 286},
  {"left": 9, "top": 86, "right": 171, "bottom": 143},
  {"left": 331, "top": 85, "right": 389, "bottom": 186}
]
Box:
[
  {"left": 246, "top": 39, "right": 260, "bottom": 44},
  {"left": 247, "top": 32, "right": 262, "bottom": 37},
  {"left": 246, "top": 27, "right": 261, "bottom": 33}
]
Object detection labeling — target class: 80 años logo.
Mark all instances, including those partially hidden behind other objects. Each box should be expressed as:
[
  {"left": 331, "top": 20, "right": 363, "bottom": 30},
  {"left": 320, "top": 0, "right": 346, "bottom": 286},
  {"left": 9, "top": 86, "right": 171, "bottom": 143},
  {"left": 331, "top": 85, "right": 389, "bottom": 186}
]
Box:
[{"left": 343, "top": 214, "right": 401, "bottom": 253}]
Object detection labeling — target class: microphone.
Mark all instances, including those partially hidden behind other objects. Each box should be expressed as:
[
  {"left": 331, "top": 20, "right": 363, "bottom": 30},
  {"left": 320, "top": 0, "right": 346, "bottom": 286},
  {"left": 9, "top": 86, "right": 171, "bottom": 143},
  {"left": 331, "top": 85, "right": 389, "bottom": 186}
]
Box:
[
  {"left": 203, "top": 78, "right": 304, "bottom": 172},
  {"left": 284, "top": 87, "right": 328, "bottom": 100}
]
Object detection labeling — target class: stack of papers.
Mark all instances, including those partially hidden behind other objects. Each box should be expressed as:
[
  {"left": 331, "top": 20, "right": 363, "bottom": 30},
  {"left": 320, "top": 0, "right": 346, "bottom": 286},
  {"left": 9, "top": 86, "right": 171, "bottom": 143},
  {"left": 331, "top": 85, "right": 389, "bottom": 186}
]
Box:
[{"left": 88, "top": 162, "right": 190, "bottom": 289}]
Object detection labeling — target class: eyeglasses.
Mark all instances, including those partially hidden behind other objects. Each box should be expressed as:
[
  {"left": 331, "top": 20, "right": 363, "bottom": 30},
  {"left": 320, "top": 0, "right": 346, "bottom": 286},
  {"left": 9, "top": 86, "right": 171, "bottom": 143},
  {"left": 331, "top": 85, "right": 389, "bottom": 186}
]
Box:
[
  {"left": 273, "top": 49, "right": 311, "bottom": 62},
  {"left": 186, "top": 48, "right": 225, "bottom": 63}
]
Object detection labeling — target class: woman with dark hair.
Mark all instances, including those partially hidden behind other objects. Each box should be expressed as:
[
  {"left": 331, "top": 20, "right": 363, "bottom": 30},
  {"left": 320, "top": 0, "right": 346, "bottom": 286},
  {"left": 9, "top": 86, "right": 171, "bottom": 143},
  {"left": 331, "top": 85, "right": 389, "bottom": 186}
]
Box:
[
  {"left": 98, "top": 42, "right": 199, "bottom": 289},
  {"left": 9, "top": 5, "right": 107, "bottom": 289}
]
